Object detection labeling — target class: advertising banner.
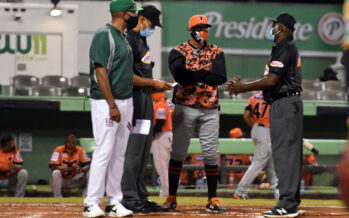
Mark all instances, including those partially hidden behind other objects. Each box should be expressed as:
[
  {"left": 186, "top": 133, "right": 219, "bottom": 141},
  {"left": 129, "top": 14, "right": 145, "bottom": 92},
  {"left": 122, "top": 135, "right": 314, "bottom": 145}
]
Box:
[
  {"left": 0, "top": 33, "right": 62, "bottom": 78},
  {"left": 162, "top": 2, "right": 343, "bottom": 55}
]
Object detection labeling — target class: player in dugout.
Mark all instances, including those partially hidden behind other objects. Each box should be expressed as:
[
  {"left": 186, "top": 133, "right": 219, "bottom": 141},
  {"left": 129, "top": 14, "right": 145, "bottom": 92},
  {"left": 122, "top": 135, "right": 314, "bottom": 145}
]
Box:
[
  {"left": 49, "top": 134, "right": 91, "bottom": 198},
  {"left": 0, "top": 135, "right": 28, "bottom": 197}
]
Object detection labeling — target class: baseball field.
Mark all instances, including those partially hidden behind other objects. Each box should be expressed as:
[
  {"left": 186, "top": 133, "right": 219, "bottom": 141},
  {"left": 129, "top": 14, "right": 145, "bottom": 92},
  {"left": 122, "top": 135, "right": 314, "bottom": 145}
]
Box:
[{"left": 0, "top": 196, "right": 348, "bottom": 217}]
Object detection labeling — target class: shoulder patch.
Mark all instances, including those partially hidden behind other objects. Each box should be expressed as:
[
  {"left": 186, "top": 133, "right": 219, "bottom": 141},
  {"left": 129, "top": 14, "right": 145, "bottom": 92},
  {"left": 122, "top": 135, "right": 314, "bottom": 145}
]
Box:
[
  {"left": 50, "top": 152, "right": 60, "bottom": 162},
  {"left": 156, "top": 108, "right": 166, "bottom": 119},
  {"left": 141, "top": 51, "right": 151, "bottom": 64},
  {"left": 297, "top": 56, "right": 301, "bottom": 67},
  {"left": 264, "top": 65, "right": 269, "bottom": 76},
  {"left": 270, "top": 61, "right": 284, "bottom": 68}
]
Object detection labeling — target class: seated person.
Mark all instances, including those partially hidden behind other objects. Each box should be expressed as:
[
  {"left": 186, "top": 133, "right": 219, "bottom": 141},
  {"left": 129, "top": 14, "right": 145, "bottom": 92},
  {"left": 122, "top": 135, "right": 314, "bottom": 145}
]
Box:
[
  {"left": 317, "top": 67, "right": 339, "bottom": 82},
  {"left": 49, "top": 134, "right": 90, "bottom": 197},
  {"left": 0, "top": 135, "right": 28, "bottom": 197}
]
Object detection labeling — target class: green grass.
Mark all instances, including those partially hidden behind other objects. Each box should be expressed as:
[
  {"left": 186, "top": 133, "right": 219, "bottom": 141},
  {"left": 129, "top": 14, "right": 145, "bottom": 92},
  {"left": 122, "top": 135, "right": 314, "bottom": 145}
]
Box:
[{"left": 0, "top": 196, "right": 344, "bottom": 207}]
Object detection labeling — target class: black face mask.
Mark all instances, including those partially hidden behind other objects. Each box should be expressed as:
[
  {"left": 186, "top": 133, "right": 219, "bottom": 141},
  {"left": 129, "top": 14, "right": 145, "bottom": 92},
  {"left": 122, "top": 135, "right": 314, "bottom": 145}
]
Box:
[{"left": 125, "top": 15, "right": 138, "bottom": 29}]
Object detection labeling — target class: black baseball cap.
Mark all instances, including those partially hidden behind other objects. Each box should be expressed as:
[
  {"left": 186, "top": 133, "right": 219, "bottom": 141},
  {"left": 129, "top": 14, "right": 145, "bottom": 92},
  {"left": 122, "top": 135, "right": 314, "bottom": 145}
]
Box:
[
  {"left": 139, "top": 5, "right": 162, "bottom": 27},
  {"left": 271, "top": 12, "right": 296, "bottom": 32}
]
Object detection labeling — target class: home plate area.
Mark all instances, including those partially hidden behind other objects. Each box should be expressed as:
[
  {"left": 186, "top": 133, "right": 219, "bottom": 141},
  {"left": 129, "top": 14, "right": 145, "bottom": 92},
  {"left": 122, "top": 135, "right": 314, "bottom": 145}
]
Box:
[{"left": 0, "top": 203, "right": 348, "bottom": 217}]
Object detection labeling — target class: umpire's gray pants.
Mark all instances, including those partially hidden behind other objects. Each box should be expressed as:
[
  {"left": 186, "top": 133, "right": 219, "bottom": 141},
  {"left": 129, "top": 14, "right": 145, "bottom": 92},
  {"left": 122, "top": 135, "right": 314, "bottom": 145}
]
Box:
[
  {"left": 122, "top": 89, "right": 154, "bottom": 202},
  {"left": 0, "top": 169, "right": 28, "bottom": 197},
  {"left": 171, "top": 104, "right": 219, "bottom": 165},
  {"left": 235, "top": 124, "right": 278, "bottom": 198},
  {"left": 270, "top": 95, "right": 303, "bottom": 210}
]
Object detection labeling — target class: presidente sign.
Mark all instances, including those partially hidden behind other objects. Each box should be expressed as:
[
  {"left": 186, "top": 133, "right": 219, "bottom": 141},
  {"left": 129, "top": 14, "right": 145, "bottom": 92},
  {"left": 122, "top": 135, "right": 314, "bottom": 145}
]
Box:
[
  {"left": 0, "top": 33, "right": 62, "bottom": 76},
  {"left": 205, "top": 11, "right": 313, "bottom": 41},
  {"left": 162, "top": 2, "right": 343, "bottom": 52}
]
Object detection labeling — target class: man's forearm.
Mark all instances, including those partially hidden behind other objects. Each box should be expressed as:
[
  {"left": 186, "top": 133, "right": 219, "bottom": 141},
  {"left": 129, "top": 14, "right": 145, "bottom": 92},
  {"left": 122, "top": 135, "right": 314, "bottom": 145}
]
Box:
[
  {"left": 95, "top": 67, "right": 116, "bottom": 108},
  {"left": 133, "top": 74, "right": 154, "bottom": 87},
  {"left": 242, "top": 74, "right": 279, "bottom": 92}
]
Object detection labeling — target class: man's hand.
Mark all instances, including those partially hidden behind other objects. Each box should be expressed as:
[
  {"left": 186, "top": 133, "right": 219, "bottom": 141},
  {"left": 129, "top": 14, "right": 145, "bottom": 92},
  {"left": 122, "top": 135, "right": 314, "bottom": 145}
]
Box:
[
  {"left": 152, "top": 80, "right": 172, "bottom": 91},
  {"left": 70, "top": 164, "right": 80, "bottom": 173},
  {"left": 7, "top": 161, "right": 15, "bottom": 170},
  {"left": 225, "top": 76, "right": 244, "bottom": 95},
  {"left": 110, "top": 105, "right": 121, "bottom": 123}
]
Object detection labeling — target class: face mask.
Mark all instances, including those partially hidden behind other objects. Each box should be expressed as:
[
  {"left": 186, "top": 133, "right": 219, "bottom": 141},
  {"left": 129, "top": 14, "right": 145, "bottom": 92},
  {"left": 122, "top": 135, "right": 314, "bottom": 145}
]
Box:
[
  {"left": 191, "top": 30, "right": 208, "bottom": 43},
  {"left": 140, "top": 26, "right": 155, "bottom": 37},
  {"left": 125, "top": 15, "right": 138, "bottom": 29},
  {"left": 268, "top": 26, "right": 281, "bottom": 41}
]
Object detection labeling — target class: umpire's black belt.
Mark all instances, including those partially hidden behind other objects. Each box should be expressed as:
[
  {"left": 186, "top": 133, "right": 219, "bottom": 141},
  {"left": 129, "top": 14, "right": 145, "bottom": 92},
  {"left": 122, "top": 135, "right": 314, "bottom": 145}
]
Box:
[{"left": 272, "top": 91, "right": 300, "bottom": 101}]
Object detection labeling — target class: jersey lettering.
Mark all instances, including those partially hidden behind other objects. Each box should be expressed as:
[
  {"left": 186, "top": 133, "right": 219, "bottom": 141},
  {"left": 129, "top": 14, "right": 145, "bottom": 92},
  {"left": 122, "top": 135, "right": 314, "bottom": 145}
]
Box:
[{"left": 253, "top": 102, "right": 269, "bottom": 119}]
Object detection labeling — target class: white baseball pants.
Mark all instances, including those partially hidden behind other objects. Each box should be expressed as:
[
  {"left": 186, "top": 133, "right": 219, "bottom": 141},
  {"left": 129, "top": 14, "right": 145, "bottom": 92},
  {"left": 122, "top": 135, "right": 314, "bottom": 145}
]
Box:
[
  {"left": 152, "top": 131, "right": 172, "bottom": 196},
  {"left": 84, "top": 98, "right": 133, "bottom": 206}
]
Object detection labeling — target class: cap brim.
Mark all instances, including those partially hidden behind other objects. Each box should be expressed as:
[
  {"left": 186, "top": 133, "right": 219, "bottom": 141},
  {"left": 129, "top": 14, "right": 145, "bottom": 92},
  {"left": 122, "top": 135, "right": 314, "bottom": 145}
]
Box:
[
  {"left": 269, "top": 18, "right": 278, "bottom": 23},
  {"left": 191, "top": 24, "right": 212, "bottom": 29},
  {"left": 149, "top": 18, "right": 162, "bottom": 27},
  {"left": 128, "top": 6, "right": 143, "bottom": 11}
]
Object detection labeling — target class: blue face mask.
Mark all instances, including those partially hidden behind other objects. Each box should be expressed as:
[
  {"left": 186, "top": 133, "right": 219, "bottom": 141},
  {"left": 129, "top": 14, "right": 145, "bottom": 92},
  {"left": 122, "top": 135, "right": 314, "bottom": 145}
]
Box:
[
  {"left": 268, "top": 28, "right": 275, "bottom": 41},
  {"left": 268, "top": 26, "right": 281, "bottom": 41},
  {"left": 140, "top": 26, "right": 155, "bottom": 37}
]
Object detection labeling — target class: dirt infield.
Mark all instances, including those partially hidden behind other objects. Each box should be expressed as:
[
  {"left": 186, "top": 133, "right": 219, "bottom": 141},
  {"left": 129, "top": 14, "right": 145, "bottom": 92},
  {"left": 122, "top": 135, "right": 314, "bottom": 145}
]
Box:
[{"left": 0, "top": 203, "right": 348, "bottom": 218}]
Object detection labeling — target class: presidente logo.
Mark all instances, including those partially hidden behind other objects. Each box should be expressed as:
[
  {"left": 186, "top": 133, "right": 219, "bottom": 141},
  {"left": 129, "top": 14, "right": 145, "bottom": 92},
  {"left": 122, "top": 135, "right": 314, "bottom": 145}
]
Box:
[
  {"left": 204, "top": 11, "right": 313, "bottom": 41},
  {"left": 318, "top": 12, "right": 345, "bottom": 45},
  {"left": 0, "top": 34, "right": 47, "bottom": 55}
]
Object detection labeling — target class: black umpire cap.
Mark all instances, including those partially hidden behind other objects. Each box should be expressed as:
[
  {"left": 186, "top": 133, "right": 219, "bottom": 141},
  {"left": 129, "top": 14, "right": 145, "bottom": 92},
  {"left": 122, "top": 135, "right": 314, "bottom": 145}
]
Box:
[
  {"left": 139, "top": 5, "right": 162, "bottom": 27},
  {"left": 271, "top": 12, "right": 296, "bottom": 32}
]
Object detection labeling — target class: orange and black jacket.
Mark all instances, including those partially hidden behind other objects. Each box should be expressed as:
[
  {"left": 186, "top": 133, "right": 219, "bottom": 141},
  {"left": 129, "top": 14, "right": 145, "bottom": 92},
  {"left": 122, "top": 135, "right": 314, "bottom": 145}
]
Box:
[{"left": 169, "top": 41, "right": 227, "bottom": 109}]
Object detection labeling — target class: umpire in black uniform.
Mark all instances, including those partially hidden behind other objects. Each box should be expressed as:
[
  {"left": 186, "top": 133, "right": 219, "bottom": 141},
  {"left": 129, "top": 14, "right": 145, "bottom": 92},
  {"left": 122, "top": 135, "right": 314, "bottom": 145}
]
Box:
[
  {"left": 121, "top": 5, "right": 172, "bottom": 214},
  {"left": 226, "top": 12, "right": 303, "bottom": 217}
]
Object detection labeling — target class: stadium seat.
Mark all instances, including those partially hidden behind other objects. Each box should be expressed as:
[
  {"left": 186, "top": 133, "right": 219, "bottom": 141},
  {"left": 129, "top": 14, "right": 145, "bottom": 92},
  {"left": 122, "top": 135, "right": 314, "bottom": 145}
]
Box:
[
  {"left": 13, "top": 75, "right": 39, "bottom": 96},
  {"left": 70, "top": 75, "right": 91, "bottom": 88},
  {"left": 319, "top": 90, "right": 347, "bottom": 101},
  {"left": 61, "top": 87, "right": 88, "bottom": 97},
  {"left": 323, "top": 80, "right": 344, "bottom": 91},
  {"left": 41, "top": 75, "right": 69, "bottom": 88},
  {"left": 302, "top": 79, "right": 323, "bottom": 91},
  {"left": 301, "top": 90, "right": 320, "bottom": 100},
  {"left": 37, "top": 86, "right": 60, "bottom": 96}
]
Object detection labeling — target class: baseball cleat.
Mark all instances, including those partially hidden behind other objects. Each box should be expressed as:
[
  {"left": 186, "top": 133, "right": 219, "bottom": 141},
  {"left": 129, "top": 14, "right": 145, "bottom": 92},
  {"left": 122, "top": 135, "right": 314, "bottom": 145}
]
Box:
[
  {"left": 233, "top": 193, "right": 249, "bottom": 200},
  {"left": 262, "top": 207, "right": 299, "bottom": 217},
  {"left": 105, "top": 203, "right": 133, "bottom": 217},
  {"left": 161, "top": 195, "right": 177, "bottom": 211},
  {"left": 83, "top": 204, "right": 104, "bottom": 217},
  {"left": 205, "top": 197, "right": 227, "bottom": 213}
]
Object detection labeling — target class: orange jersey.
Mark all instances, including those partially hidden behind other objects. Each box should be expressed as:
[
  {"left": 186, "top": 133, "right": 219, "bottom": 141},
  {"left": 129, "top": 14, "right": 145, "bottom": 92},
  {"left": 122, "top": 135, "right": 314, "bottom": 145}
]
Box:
[
  {"left": 153, "top": 98, "right": 172, "bottom": 132},
  {"left": 49, "top": 145, "right": 91, "bottom": 178},
  {"left": 172, "top": 41, "right": 222, "bottom": 109},
  {"left": 246, "top": 92, "right": 270, "bottom": 127},
  {"left": 0, "top": 147, "right": 23, "bottom": 179}
]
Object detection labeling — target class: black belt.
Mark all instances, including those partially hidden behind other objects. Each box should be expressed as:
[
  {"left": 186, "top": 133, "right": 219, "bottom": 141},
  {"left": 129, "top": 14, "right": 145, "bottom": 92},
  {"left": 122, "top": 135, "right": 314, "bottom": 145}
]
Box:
[
  {"left": 273, "top": 91, "right": 300, "bottom": 101},
  {"left": 257, "top": 124, "right": 266, "bottom": 127}
]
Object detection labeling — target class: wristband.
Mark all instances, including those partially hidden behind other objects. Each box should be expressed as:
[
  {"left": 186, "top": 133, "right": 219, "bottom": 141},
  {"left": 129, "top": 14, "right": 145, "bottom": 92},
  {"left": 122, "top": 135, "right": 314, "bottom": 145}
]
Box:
[{"left": 110, "top": 105, "right": 117, "bottom": 110}]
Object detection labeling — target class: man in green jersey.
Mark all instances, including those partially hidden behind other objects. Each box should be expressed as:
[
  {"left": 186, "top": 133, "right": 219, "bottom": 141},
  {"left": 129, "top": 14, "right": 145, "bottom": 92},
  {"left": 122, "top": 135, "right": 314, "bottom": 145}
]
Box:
[{"left": 83, "top": 0, "right": 142, "bottom": 217}]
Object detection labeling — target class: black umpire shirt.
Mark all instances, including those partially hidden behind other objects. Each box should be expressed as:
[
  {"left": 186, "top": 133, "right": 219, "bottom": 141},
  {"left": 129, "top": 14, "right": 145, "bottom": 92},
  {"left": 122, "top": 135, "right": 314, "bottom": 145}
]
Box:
[
  {"left": 126, "top": 29, "right": 153, "bottom": 121},
  {"left": 263, "top": 35, "right": 302, "bottom": 102},
  {"left": 126, "top": 29, "right": 153, "bottom": 81}
]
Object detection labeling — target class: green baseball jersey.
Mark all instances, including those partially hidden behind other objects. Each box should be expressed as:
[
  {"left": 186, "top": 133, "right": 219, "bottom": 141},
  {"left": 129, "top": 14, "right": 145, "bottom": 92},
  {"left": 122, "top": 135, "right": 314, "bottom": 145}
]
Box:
[{"left": 89, "top": 24, "right": 134, "bottom": 100}]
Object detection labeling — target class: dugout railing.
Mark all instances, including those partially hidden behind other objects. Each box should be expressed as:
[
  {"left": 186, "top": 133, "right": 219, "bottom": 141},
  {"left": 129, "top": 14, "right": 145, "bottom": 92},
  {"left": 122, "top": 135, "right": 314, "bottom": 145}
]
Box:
[{"left": 80, "top": 138, "right": 346, "bottom": 188}]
